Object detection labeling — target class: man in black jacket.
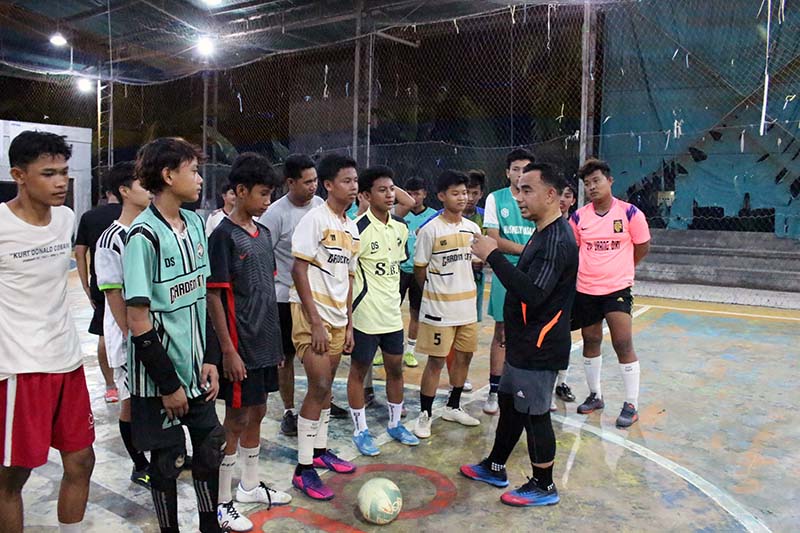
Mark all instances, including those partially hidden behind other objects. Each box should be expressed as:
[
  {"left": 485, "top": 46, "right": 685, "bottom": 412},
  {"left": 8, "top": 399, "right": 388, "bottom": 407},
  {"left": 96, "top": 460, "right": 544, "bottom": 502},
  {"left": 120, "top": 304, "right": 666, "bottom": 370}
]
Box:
[{"left": 460, "top": 162, "right": 578, "bottom": 507}]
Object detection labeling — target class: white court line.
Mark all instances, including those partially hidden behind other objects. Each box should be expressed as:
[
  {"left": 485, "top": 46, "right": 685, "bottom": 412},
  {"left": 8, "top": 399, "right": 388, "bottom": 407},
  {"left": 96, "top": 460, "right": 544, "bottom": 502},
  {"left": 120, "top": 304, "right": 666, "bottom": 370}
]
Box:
[
  {"left": 642, "top": 303, "right": 800, "bottom": 322},
  {"left": 551, "top": 413, "right": 772, "bottom": 533}
]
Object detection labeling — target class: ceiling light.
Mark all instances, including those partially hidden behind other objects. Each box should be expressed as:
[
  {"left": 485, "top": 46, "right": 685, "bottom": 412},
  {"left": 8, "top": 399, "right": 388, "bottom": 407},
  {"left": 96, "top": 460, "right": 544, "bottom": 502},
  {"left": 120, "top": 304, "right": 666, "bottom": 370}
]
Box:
[
  {"left": 77, "top": 78, "right": 93, "bottom": 93},
  {"left": 197, "top": 36, "right": 215, "bottom": 56},
  {"left": 203, "top": 0, "right": 223, "bottom": 6},
  {"left": 50, "top": 33, "right": 67, "bottom": 47}
]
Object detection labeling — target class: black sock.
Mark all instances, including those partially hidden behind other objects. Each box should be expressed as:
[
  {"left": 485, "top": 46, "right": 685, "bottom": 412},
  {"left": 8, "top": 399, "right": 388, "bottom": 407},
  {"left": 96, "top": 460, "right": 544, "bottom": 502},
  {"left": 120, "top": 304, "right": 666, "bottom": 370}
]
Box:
[
  {"left": 150, "top": 477, "right": 179, "bottom": 533},
  {"left": 488, "top": 393, "right": 525, "bottom": 466},
  {"left": 119, "top": 420, "right": 149, "bottom": 471},
  {"left": 364, "top": 386, "right": 374, "bottom": 396},
  {"left": 489, "top": 374, "right": 501, "bottom": 394},
  {"left": 295, "top": 463, "right": 314, "bottom": 475},
  {"left": 420, "top": 394, "right": 435, "bottom": 416},
  {"left": 531, "top": 464, "right": 554, "bottom": 491},
  {"left": 195, "top": 478, "right": 221, "bottom": 533},
  {"left": 447, "top": 387, "right": 463, "bottom": 409},
  {"left": 313, "top": 448, "right": 326, "bottom": 458}
]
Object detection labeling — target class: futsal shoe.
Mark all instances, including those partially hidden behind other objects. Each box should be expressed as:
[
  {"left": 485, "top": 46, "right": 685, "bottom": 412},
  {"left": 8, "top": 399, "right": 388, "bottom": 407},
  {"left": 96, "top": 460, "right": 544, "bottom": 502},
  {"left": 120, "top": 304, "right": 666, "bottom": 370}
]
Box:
[
  {"left": 555, "top": 383, "right": 576, "bottom": 402},
  {"left": 483, "top": 392, "right": 499, "bottom": 415},
  {"left": 280, "top": 411, "right": 298, "bottom": 436},
  {"left": 550, "top": 397, "right": 558, "bottom": 412},
  {"left": 236, "top": 481, "right": 292, "bottom": 507},
  {"left": 442, "top": 406, "right": 481, "bottom": 426},
  {"left": 130, "top": 466, "right": 150, "bottom": 489},
  {"left": 460, "top": 459, "right": 509, "bottom": 488},
  {"left": 312, "top": 450, "right": 356, "bottom": 473},
  {"left": 353, "top": 429, "right": 380, "bottom": 456},
  {"left": 217, "top": 500, "right": 253, "bottom": 531},
  {"left": 615, "top": 402, "right": 639, "bottom": 428},
  {"left": 330, "top": 403, "right": 349, "bottom": 419},
  {"left": 463, "top": 379, "right": 474, "bottom": 392},
  {"left": 501, "top": 479, "right": 560, "bottom": 507},
  {"left": 387, "top": 423, "right": 420, "bottom": 446},
  {"left": 403, "top": 351, "right": 419, "bottom": 367},
  {"left": 413, "top": 412, "right": 432, "bottom": 438},
  {"left": 104, "top": 388, "right": 119, "bottom": 403},
  {"left": 292, "top": 468, "right": 334, "bottom": 501},
  {"left": 577, "top": 393, "right": 604, "bottom": 414}
]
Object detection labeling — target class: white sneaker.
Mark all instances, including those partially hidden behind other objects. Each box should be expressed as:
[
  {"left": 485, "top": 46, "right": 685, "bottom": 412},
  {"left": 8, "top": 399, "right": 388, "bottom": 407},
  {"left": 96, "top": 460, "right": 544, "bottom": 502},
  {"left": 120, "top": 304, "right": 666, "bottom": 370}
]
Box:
[
  {"left": 463, "top": 379, "right": 474, "bottom": 392},
  {"left": 442, "top": 406, "right": 480, "bottom": 426},
  {"left": 236, "top": 481, "right": 292, "bottom": 506},
  {"left": 217, "top": 500, "right": 253, "bottom": 532},
  {"left": 413, "top": 412, "right": 432, "bottom": 438},
  {"left": 483, "top": 392, "right": 499, "bottom": 415}
]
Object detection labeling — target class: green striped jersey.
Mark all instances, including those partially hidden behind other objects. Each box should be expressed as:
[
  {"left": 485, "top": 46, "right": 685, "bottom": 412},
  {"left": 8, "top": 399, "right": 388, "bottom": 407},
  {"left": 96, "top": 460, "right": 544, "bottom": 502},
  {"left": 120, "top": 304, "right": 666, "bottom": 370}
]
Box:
[{"left": 123, "top": 205, "right": 210, "bottom": 399}]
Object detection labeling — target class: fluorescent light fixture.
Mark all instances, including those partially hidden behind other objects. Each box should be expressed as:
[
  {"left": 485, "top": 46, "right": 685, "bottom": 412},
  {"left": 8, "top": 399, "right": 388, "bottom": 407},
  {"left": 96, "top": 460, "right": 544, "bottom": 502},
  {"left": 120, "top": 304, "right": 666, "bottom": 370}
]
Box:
[
  {"left": 204, "top": 0, "right": 223, "bottom": 5},
  {"left": 197, "top": 36, "right": 215, "bottom": 56},
  {"left": 50, "top": 33, "right": 67, "bottom": 47},
  {"left": 77, "top": 78, "right": 93, "bottom": 93}
]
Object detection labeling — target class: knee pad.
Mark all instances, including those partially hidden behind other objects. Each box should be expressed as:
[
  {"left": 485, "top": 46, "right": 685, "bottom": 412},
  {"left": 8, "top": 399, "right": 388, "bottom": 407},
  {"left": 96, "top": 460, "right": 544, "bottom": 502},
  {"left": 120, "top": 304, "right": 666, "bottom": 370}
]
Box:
[
  {"left": 150, "top": 443, "right": 186, "bottom": 483},
  {"left": 191, "top": 424, "right": 226, "bottom": 477}
]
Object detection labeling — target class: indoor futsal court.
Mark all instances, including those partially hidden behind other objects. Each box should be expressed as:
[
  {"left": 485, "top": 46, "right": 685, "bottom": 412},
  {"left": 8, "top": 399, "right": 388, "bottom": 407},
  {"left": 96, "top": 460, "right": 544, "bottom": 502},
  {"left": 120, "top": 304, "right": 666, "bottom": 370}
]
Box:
[{"left": 18, "top": 274, "right": 797, "bottom": 532}]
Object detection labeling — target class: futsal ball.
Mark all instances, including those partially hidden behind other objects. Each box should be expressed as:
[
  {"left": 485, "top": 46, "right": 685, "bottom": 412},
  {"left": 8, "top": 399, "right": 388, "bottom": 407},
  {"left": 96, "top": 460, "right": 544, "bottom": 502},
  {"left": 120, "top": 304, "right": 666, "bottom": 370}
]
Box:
[{"left": 357, "top": 477, "right": 403, "bottom": 525}]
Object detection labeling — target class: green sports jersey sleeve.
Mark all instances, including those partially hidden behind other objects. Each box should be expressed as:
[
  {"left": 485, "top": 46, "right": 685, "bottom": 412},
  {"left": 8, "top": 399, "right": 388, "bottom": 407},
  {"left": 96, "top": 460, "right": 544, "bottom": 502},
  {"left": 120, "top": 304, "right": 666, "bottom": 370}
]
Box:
[{"left": 123, "top": 225, "right": 157, "bottom": 306}]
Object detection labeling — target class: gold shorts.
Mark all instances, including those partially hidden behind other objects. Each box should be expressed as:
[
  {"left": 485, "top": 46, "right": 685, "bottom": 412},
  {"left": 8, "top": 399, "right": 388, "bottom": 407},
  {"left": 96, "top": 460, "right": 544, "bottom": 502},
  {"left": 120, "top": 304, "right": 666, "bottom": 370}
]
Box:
[
  {"left": 416, "top": 321, "right": 479, "bottom": 357},
  {"left": 290, "top": 303, "right": 346, "bottom": 360}
]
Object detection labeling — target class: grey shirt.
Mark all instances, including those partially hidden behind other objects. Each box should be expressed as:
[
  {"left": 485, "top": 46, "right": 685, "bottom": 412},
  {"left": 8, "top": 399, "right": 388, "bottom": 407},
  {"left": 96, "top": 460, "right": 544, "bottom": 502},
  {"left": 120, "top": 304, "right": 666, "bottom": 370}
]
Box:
[{"left": 259, "top": 194, "right": 324, "bottom": 302}]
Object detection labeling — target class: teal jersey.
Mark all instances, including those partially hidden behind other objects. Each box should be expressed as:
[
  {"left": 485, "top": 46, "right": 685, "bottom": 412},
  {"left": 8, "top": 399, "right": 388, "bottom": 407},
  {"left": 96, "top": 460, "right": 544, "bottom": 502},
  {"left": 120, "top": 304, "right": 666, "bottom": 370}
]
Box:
[
  {"left": 400, "top": 206, "right": 437, "bottom": 273},
  {"left": 484, "top": 187, "right": 535, "bottom": 265},
  {"left": 346, "top": 202, "right": 359, "bottom": 220},
  {"left": 124, "top": 205, "right": 210, "bottom": 399}
]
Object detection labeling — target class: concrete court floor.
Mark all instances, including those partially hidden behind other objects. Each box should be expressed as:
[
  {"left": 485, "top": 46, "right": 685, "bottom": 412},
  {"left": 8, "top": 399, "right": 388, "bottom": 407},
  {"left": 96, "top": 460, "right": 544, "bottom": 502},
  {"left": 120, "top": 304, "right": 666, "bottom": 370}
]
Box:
[{"left": 19, "top": 273, "right": 798, "bottom": 532}]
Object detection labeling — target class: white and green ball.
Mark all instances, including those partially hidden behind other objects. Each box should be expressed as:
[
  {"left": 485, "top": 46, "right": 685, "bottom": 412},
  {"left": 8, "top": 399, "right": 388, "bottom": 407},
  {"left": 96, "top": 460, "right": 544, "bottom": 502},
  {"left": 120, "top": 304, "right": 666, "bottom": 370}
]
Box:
[{"left": 357, "top": 477, "right": 403, "bottom": 525}]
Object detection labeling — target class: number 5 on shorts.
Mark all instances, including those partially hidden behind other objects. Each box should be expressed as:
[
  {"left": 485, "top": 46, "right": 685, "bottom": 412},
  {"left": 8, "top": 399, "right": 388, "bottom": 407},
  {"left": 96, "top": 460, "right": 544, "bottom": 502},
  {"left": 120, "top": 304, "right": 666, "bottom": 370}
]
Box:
[{"left": 433, "top": 332, "right": 441, "bottom": 346}]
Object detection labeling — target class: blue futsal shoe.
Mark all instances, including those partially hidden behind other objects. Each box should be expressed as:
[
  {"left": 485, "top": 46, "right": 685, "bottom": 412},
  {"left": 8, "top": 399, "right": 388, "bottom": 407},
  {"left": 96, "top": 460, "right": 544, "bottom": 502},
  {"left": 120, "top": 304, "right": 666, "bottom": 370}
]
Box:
[
  {"left": 459, "top": 459, "right": 509, "bottom": 488},
  {"left": 501, "top": 478, "right": 560, "bottom": 507},
  {"left": 387, "top": 423, "right": 420, "bottom": 446},
  {"left": 353, "top": 429, "right": 380, "bottom": 456}
]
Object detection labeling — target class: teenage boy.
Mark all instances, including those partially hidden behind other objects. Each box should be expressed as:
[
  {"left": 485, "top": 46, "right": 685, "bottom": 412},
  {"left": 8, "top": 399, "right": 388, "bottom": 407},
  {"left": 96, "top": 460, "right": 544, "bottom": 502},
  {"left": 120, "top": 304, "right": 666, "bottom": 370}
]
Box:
[
  {"left": 260, "top": 154, "right": 324, "bottom": 435},
  {"left": 95, "top": 161, "right": 152, "bottom": 488},
  {"left": 461, "top": 162, "right": 578, "bottom": 507},
  {"left": 398, "top": 177, "right": 436, "bottom": 367},
  {"left": 206, "top": 182, "right": 236, "bottom": 236},
  {"left": 290, "top": 154, "right": 360, "bottom": 501},
  {"left": 483, "top": 149, "right": 537, "bottom": 415},
  {"left": 0, "top": 131, "right": 95, "bottom": 533},
  {"left": 124, "top": 137, "right": 224, "bottom": 533},
  {"left": 570, "top": 159, "right": 651, "bottom": 428},
  {"left": 348, "top": 166, "right": 420, "bottom": 456},
  {"left": 76, "top": 178, "right": 123, "bottom": 403},
  {"left": 412, "top": 170, "right": 482, "bottom": 439}
]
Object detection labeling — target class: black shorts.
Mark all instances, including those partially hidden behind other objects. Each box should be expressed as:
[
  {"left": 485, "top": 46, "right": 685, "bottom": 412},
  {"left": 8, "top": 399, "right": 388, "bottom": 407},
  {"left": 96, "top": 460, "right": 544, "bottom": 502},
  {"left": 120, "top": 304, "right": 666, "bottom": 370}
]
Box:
[
  {"left": 351, "top": 329, "right": 404, "bottom": 365},
  {"left": 130, "top": 394, "right": 221, "bottom": 452},
  {"left": 278, "top": 302, "right": 296, "bottom": 356},
  {"left": 498, "top": 362, "right": 557, "bottom": 416},
  {"left": 399, "top": 271, "right": 422, "bottom": 311},
  {"left": 88, "top": 286, "right": 105, "bottom": 336},
  {"left": 570, "top": 287, "right": 634, "bottom": 331},
  {"left": 219, "top": 366, "right": 279, "bottom": 408}
]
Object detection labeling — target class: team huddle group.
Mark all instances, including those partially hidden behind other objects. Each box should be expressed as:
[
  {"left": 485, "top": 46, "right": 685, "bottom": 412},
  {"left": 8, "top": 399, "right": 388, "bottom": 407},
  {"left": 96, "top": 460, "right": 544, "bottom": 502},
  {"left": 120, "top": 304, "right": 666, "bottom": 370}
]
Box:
[{"left": 0, "top": 131, "right": 650, "bottom": 532}]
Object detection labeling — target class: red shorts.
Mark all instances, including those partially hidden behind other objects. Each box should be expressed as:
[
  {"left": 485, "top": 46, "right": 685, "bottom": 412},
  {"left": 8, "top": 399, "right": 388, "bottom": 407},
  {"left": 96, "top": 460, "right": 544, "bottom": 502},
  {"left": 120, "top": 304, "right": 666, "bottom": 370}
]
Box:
[{"left": 0, "top": 367, "right": 95, "bottom": 469}]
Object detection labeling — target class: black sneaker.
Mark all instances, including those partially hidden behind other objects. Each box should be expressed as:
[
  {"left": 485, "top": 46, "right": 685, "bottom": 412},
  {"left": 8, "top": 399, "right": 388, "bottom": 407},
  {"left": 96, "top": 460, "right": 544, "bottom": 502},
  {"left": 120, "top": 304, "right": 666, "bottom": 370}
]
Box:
[
  {"left": 330, "top": 402, "right": 348, "bottom": 419},
  {"left": 577, "top": 393, "right": 604, "bottom": 414},
  {"left": 281, "top": 411, "right": 298, "bottom": 436},
  {"left": 615, "top": 402, "right": 639, "bottom": 428},
  {"left": 130, "top": 466, "right": 150, "bottom": 489},
  {"left": 555, "top": 383, "right": 576, "bottom": 402},
  {"left": 364, "top": 388, "right": 376, "bottom": 409}
]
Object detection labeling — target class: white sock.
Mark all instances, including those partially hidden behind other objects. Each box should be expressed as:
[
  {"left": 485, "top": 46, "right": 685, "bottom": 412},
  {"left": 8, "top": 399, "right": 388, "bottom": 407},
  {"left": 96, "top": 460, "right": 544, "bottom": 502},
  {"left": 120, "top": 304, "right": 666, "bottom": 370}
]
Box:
[
  {"left": 557, "top": 369, "right": 568, "bottom": 387},
  {"left": 219, "top": 453, "right": 237, "bottom": 503},
  {"left": 239, "top": 445, "right": 260, "bottom": 491},
  {"left": 387, "top": 402, "right": 403, "bottom": 429},
  {"left": 297, "top": 416, "right": 320, "bottom": 465},
  {"left": 59, "top": 523, "right": 82, "bottom": 533},
  {"left": 620, "top": 361, "right": 640, "bottom": 408},
  {"left": 406, "top": 338, "right": 416, "bottom": 354},
  {"left": 350, "top": 407, "right": 368, "bottom": 436},
  {"left": 583, "top": 356, "right": 602, "bottom": 397},
  {"left": 313, "top": 408, "right": 331, "bottom": 451}
]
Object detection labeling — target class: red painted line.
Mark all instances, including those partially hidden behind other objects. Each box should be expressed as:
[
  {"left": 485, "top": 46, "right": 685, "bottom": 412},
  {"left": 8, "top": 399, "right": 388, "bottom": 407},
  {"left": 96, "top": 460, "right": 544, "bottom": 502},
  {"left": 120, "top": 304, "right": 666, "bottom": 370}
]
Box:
[{"left": 249, "top": 506, "right": 365, "bottom": 533}]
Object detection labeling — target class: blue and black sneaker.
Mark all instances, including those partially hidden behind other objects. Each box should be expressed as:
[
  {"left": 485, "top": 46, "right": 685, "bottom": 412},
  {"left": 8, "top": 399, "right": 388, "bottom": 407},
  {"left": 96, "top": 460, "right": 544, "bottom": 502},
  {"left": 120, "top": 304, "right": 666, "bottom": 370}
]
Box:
[
  {"left": 459, "top": 459, "right": 509, "bottom": 488},
  {"left": 501, "top": 478, "right": 560, "bottom": 507},
  {"left": 616, "top": 402, "right": 639, "bottom": 428}
]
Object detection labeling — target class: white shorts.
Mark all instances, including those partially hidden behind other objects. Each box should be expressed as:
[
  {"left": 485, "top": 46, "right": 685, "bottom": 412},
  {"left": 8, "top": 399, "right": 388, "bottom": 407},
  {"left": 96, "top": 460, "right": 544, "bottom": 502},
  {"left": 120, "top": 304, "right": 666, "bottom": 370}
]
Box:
[{"left": 113, "top": 366, "right": 131, "bottom": 402}]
